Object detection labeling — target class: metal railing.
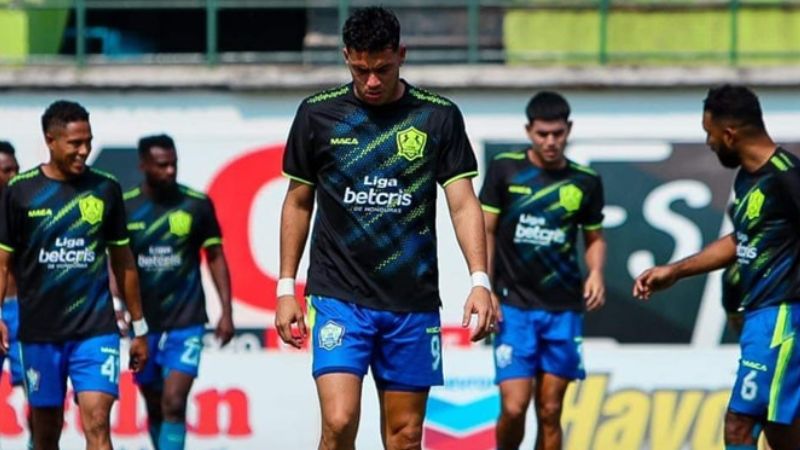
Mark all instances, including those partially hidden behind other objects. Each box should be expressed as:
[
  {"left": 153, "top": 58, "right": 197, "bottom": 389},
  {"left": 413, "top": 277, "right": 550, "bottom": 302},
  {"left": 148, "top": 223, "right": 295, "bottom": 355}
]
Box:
[{"left": 2, "top": 0, "right": 800, "bottom": 66}]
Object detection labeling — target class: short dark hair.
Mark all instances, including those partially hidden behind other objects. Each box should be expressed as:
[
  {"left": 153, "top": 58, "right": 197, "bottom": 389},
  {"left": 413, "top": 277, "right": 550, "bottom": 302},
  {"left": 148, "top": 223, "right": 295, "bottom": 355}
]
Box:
[
  {"left": 526, "top": 91, "right": 571, "bottom": 123},
  {"left": 41, "top": 100, "right": 89, "bottom": 134},
  {"left": 138, "top": 134, "right": 176, "bottom": 158},
  {"left": 703, "top": 84, "right": 765, "bottom": 131},
  {"left": 0, "top": 141, "right": 15, "bottom": 157},
  {"left": 342, "top": 7, "right": 400, "bottom": 52}
]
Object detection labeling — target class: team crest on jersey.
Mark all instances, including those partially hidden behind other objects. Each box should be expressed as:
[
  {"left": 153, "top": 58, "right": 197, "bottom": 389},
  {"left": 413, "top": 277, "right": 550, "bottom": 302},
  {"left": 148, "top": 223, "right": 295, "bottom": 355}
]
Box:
[
  {"left": 318, "top": 320, "right": 345, "bottom": 351},
  {"left": 746, "top": 188, "right": 765, "bottom": 220},
  {"left": 26, "top": 368, "right": 40, "bottom": 392},
  {"left": 559, "top": 184, "right": 583, "bottom": 212},
  {"left": 495, "top": 344, "right": 513, "bottom": 368},
  {"left": 168, "top": 210, "right": 192, "bottom": 237},
  {"left": 79, "top": 195, "right": 104, "bottom": 225},
  {"left": 396, "top": 126, "right": 427, "bottom": 161}
]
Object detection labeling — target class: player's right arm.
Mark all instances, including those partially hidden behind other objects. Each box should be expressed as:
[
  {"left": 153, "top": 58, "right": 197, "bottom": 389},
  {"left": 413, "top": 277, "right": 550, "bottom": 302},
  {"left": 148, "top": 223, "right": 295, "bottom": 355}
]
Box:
[
  {"left": 275, "top": 181, "right": 314, "bottom": 348},
  {"left": 633, "top": 233, "right": 736, "bottom": 300},
  {"left": 0, "top": 185, "right": 17, "bottom": 354},
  {"left": 482, "top": 210, "right": 502, "bottom": 323}
]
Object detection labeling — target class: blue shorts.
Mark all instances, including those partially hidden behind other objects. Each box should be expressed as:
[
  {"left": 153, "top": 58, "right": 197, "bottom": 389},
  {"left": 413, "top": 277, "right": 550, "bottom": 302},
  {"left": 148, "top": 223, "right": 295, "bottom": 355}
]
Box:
[
  {"left": 19, "top": 333, "right": 121, "bottom": 408},
  {"left": 729, "top": 303, "right": 800, "bottom": 424},
  {"left": 134, "top": 325, "right": 205, "bottom": 387},
  {"left": 1, "top": 297, "right": 23, "bottom": 386},
  {"left": 493, "top": 304, "right": 584, "bottom": 384},
  {"left": 309, "top": 296, "right": 443, "bottom": 390}
]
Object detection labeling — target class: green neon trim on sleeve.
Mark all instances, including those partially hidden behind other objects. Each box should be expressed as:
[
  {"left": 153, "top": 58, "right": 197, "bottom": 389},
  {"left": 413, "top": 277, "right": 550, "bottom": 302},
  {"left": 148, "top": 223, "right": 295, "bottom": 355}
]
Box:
[
  {"left": 442, "top": 171, "right": 478, "bottom": 188},
  {"left": 282, "top": 171, "right": 315, "bottom": 186},
  {"left": 583, "top": 223, "right": 603, "bottom": 231},
  {"left": 107, "top": 238, "right": 130, "bottom": 247},
  {"left": 202, "top": 237, "right": 223, "bottom": 248},
  {"left": 770, "top": 156, "right": 789, "bottom": 171},
  {"left": 481, "top": 204, "right": 501, "bottom": 214},
  {"left": 123, "top": 187, "right": 141, "bottom": 201},
  {"left": 0, "top": 243, "right": 14, "bottom": 253}
]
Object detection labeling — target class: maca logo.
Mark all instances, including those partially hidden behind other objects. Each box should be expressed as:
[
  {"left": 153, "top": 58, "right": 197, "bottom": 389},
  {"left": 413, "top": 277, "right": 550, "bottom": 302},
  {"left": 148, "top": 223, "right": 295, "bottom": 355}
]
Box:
[
  {"left": 330, "top": 137, "right": 359, "bottom": 145},
  {"left": 27, "top": 208, "right": 52, "bottom": 218}
]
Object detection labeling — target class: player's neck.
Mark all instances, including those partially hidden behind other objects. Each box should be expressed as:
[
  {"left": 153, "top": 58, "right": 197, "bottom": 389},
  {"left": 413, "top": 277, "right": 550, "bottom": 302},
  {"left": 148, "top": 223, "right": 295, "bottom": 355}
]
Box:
[
  {"left": 739, "top": 137, "right": 777, "bottom": 173},
  {"left": 142, "top": 181, "right": 179, "bottom": 200},
  {"left": 527, "top": 148, "right": 567, "bottom": 171},
  {"left": 40, "top": 162, "right": 77, "bottom": 181}
]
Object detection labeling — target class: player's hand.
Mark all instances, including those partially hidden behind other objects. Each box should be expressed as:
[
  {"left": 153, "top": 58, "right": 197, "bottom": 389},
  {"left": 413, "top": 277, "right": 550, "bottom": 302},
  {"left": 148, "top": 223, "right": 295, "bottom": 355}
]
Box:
[
  {"left": 275, "top": 296, "right": 307, "bottom": 349},
  {"left": 0, "top": 319, "right": 8, "bottom": 355},
  {"left": 215, "top": 313, "right": 235, "bottom": 347},
  {"left": 632, "top": 265, "right": 678, "bottom": 300},
  {"left": 584, "top": 270, "right": 606, "bottom": 311},
  {"left": 462, "top": 286, "right": 495, "bottom": 342},
  {"left": 115, "top": 309, "right": 130, "bottom": 337},
  {"left": 128, "top": 335, "right": 149, "bottom": 373}
]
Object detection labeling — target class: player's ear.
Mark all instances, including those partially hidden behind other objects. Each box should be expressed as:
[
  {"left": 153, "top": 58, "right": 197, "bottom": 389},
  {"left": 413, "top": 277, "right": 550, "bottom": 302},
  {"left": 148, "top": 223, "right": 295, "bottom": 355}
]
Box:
[
  {"left": 565, "top": 120, "right": 573, "bottom": 137},
  {"left": 342, "top": 47, "right": 350, "bottom": 64},
  {"left": 722, "top": 126, "right": 737, "bottom": 147},
  {"left": 397, "top": 44, "right": 407, "bottom": 65}
]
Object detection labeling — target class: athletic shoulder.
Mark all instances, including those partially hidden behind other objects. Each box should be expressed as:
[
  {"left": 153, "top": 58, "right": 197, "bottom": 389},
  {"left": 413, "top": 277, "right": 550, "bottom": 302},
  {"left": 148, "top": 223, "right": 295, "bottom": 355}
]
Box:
[
  {"left": 302, "top": 84, "right": 351, "bottom": 108},
  {"left": 178, "top": 184, "right": 209, "bottom": 202},
  {"left": 407, "top": 85, "right": 454, "bottom": 109},
  {"left": 88, "top": 167, "right": 119, "bottom": 183},
  {"left": 123, "top": 186, "right": 142, "bottom": 201},
  {"left": 568, "top": 160, "right": 601, "bottom": 182},
  {"left": 7, "top": 167, "right": 40, "bottom": 188}
]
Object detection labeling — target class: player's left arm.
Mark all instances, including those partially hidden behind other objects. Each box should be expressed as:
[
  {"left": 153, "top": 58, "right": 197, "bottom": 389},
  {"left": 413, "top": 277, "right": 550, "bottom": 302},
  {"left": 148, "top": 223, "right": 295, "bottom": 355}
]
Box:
[
  {"left": 205, "top": 244, "right": 234, "bottom": 346},
  {"left": 582, "top": 229, "right": 607, "bottom": 311},
  {"left": 444, "top": 178, "right": 495, "bottom": 341}
]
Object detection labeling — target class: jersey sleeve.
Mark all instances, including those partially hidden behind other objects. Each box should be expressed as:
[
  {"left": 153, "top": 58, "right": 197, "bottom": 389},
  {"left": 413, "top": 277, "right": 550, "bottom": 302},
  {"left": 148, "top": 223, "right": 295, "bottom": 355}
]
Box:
[
  {"left": 478, "top": 159, "right": 504, "bottom": 214},
  {"left": 104, "top": 181, "right": 130, "bottom": 247},
  {"left": 198, "top": 197, "right": 223, "bottom": 248},
  {"left": 437, "top": 106, "right": 478, "bottom": 187},
  {"left": 0, "top": 187, "right": 21, "bottom": 252},
  {"left": 579, "top": 176, "right": 605, "bottom": 230},
  {"left": 282, "top": 102, "right": 317, "bottom": 186}
]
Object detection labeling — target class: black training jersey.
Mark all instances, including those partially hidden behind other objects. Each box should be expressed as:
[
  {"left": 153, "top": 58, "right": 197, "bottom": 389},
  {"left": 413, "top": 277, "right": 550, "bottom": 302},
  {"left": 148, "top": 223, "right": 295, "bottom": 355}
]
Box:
[
  {"left": 479, "top": 151, "right": 604, "bottom": 311},
  {"left": 124, "top": 184, "right": 221, "bottom": 331},
  {"left": 730, "top": 148, "right": 800, "bottom": 311},
  {"left": 0, "top": 166, "right": 128, "bottom": 342},
  {"left": 283, "top": 81, "right": 478, "bottom": 312}
]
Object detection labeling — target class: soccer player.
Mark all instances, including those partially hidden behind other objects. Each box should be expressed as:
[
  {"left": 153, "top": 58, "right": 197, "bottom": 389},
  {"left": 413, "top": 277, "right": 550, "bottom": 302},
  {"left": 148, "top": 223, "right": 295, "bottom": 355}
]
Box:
[
  {"left": 121, "top": 134, "right": 234, "bottom": 450},
  {"left": 479, "top": 92, "right": 606, "bottom": 450},
  {"left": 0, "top": 100, "right": 149, "bottom": 450},
  {"left": 275, "top": 7, "right": 495, "bottom": 450},
  {"left": 633, "top": 85, "right": 800, "bottom": 450},
  {"left": 0, "top": 141, "right": 20, "bottom": 386}
]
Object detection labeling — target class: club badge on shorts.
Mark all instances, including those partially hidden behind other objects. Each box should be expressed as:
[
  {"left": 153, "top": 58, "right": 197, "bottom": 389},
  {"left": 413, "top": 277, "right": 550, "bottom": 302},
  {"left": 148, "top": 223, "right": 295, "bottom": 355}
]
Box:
[
  {"left": 495, "top": 344, "right": 513, "bottom": 369},
  {"left": 319, "top": 321, "right": 345, "bottom": 350}
]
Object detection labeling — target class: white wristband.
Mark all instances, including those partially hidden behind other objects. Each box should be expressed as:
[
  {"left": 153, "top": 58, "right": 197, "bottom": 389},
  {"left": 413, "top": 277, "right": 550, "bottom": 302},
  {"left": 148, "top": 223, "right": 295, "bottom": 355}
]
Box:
[
  {"left": 471, "top": 271, "right": 491, "bottom": 290},
  {"left": 131, "top": 318, "right": 149, "bottom": 337},
  {"left": 112, "top": 297, "right": 125, "bottom": 312},
  {"left": 277, "top": 278, "right": 296, "bottom": 298}
]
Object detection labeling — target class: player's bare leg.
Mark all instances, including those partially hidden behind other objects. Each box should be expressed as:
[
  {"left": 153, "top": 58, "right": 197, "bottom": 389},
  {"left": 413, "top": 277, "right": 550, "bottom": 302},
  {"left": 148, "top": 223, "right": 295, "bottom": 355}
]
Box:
[
  {"left": 316, "top": 373, "right": 362, "bottom": 450},
  {"left": 139, "top": 385, "right": 164, "bottom": 448},
  {"left": 31, "top": 406, "right": 64, "bottom": 450},
  {"left": 724, "top": 411, "right": 759, "bottom": 447},
  {"left": 534, "top": 372, "right": 570, "bottom": 450},
  {"left": 77, "top": 391, "right": 115, "bottom": 450},
  {"left": 496, "top": 378, "right": 533, "bottom": 449},
  {"left": 158, "top": 370, "right": 195, "bottom": 450},
  {"left": 377, "top": 389, "right": 428, "bottom": 450},
  {"left": 763, "top": 418, "right": 800, "bottom": 450}
]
